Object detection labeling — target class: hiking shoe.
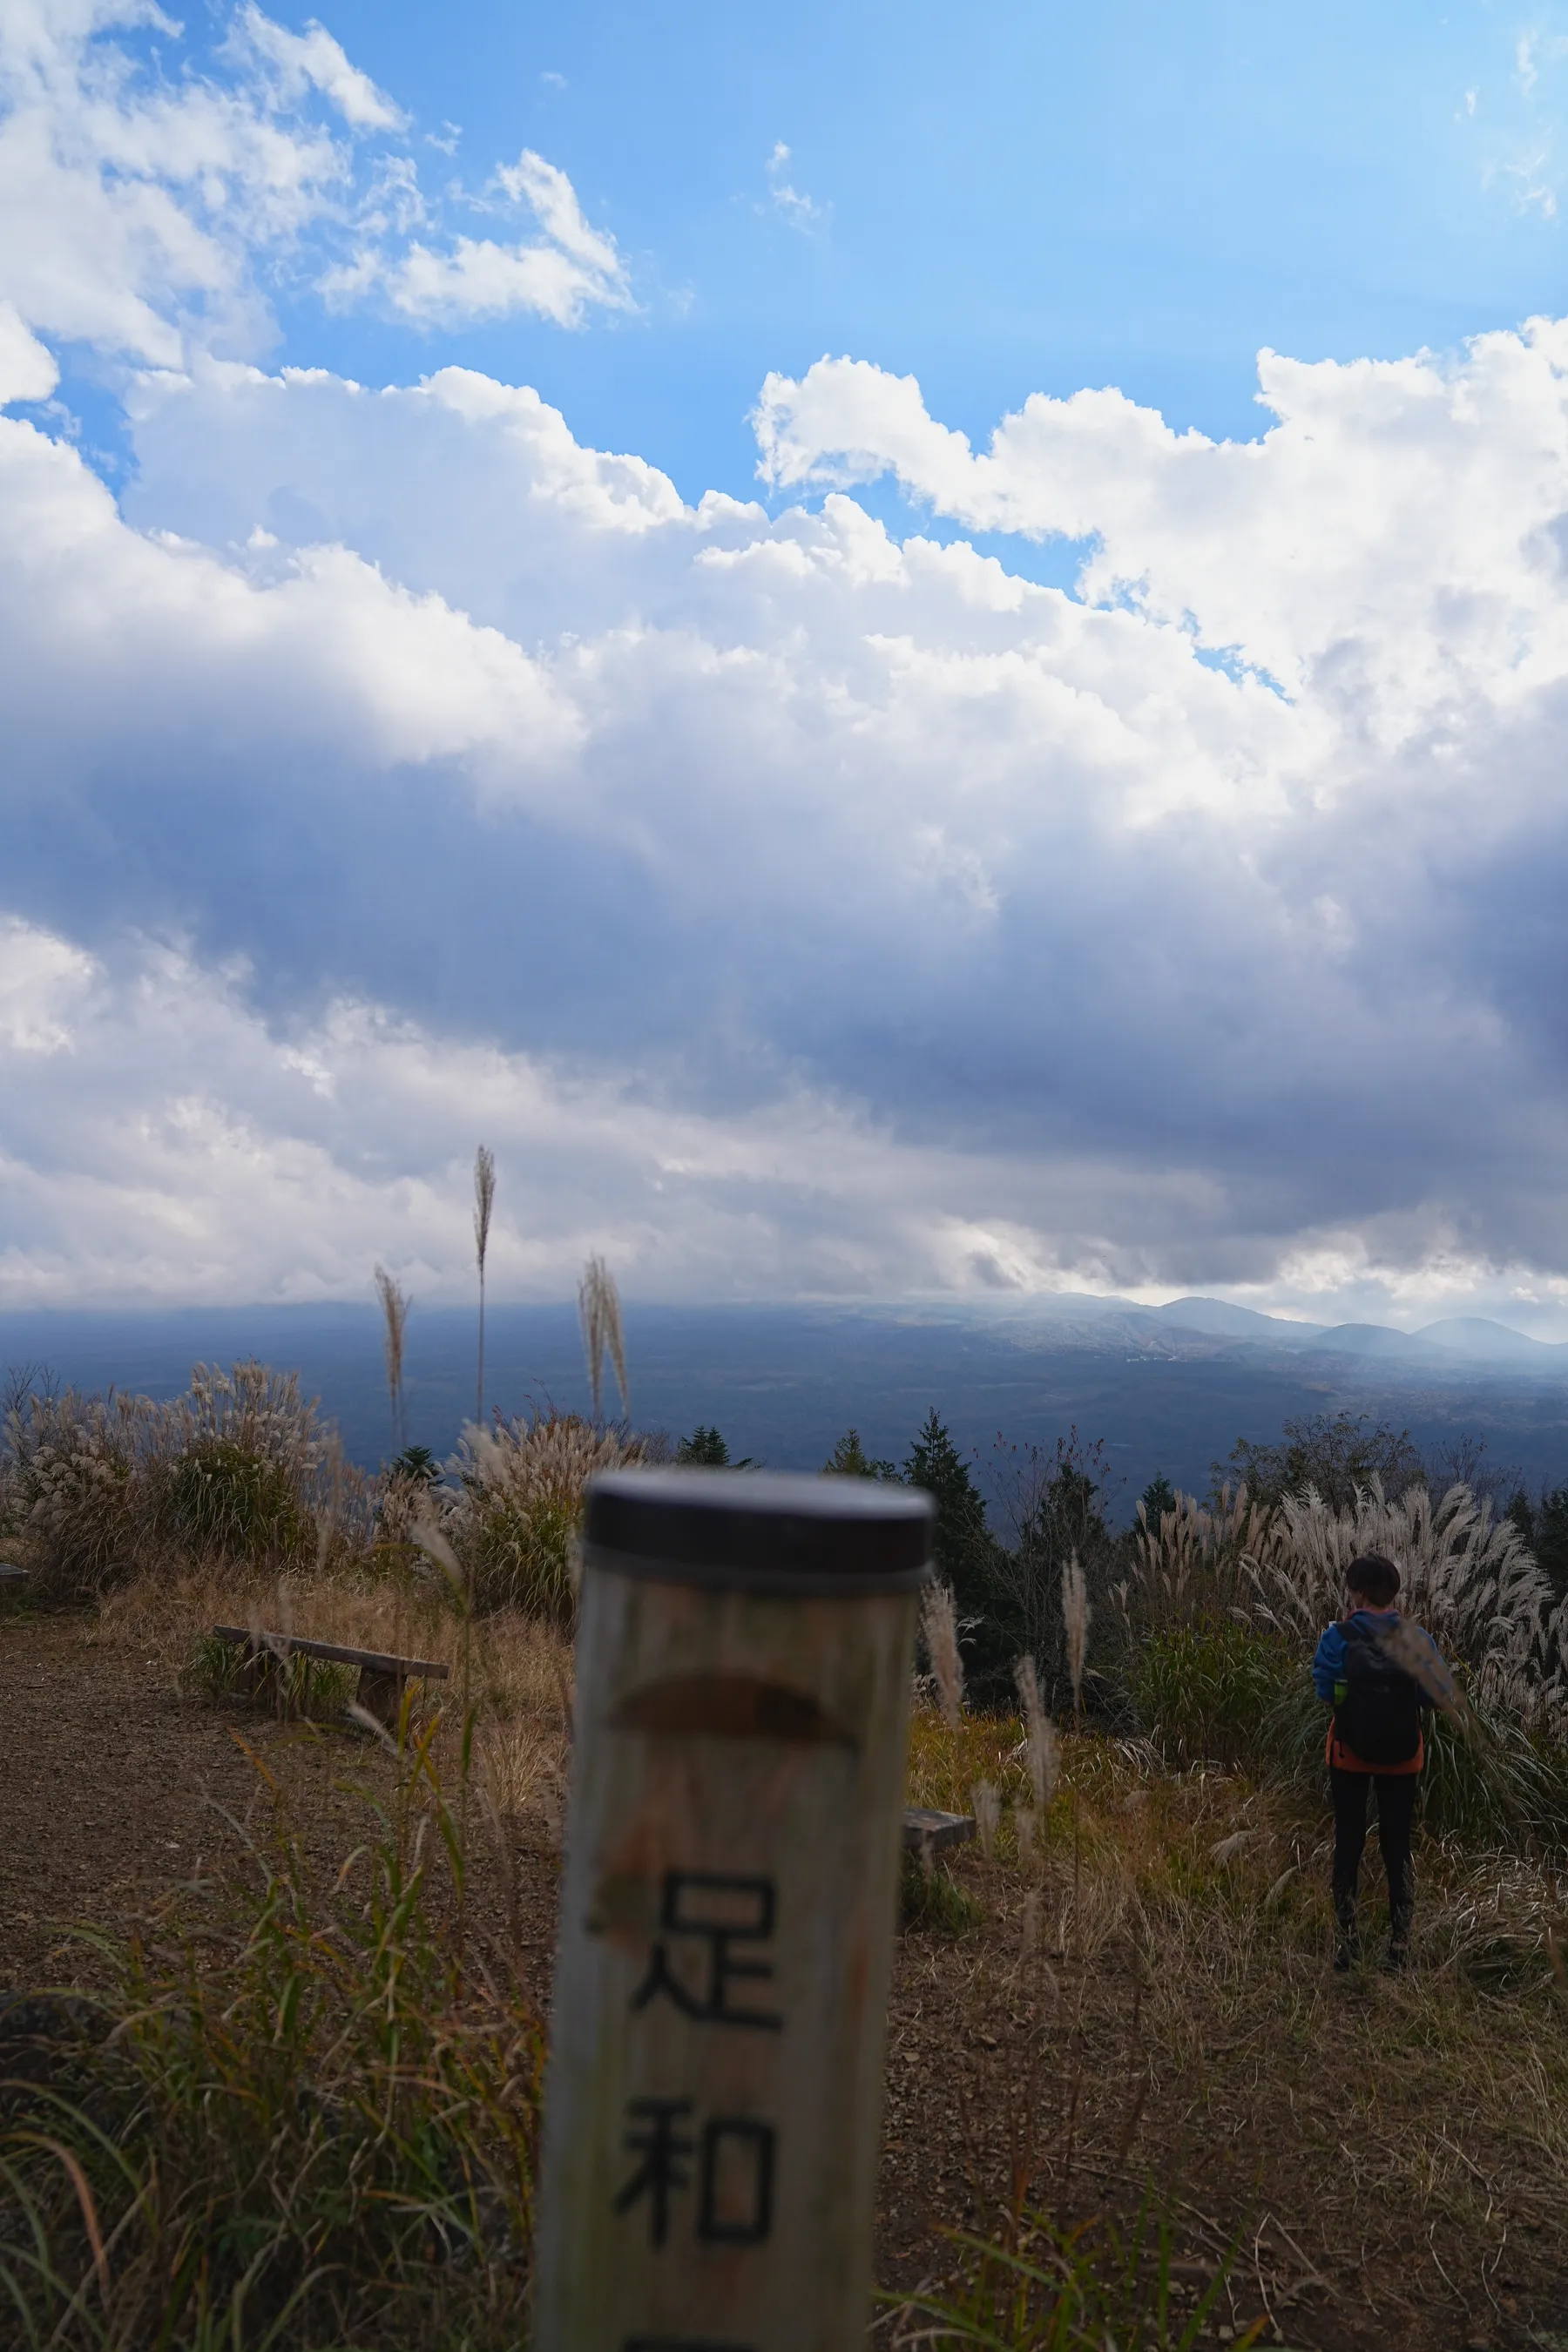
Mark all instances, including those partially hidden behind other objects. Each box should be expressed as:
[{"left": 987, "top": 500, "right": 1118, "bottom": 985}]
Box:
[
  {"left": 1334, "top": 1936, "right": 1359, "bottom": 1973},
  {"left": 1381, "top": 1940, "right": 1409, "bottom": 1975}
]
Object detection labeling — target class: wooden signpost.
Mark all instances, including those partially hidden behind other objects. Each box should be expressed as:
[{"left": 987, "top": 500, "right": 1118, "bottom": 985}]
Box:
[{"left": 533, "top": 1467, "right": 935, "bottom": 2352}]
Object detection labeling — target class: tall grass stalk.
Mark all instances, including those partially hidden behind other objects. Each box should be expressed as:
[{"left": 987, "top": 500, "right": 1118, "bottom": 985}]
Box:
[
  {"left": 1014, "top": 1654, "right": 1059, "bottom": 1814},
  {"left": 923, "top": 1581, "right": 965, "bottom": 1730},
  {"left": 373, "top": 1266, "right": 411, "bottom": 1456},
  {"left": 972, "top": 1779, "right": 1001, "bottom": 1859},
  {"left": 576, "top": 1255, "right": 628, "bottom": 1423},
  {"left": 473, "top": 1145, "right": 497, "bottom": 1429}
]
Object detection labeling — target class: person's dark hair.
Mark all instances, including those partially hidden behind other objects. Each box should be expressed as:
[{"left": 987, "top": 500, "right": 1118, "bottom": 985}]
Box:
[{"left": 1346, "top": 1552, "right": 1400, "bottom": 1608}]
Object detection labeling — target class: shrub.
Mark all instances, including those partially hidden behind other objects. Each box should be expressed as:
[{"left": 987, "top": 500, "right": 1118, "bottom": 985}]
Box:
[
  {"left": 2, "top": 1362, "right": 368, "bottom": 1603},
  {"left": 0, "top": 1738, "right": 543, "bottom": 2349},
  {"left": 1218, "top": 1407, "right": 1426, "bottom": 1514},
  {"left": 447, "top": 1409, "right": 644, "bottom": 1620},
  {"left": 1126, "top": 1476, "right": 1568, "bottom": 1845},
  {"left": 159, "top": 1435, "right": 312, "bottom": 1567},
  {"left": 899, "top": 1850, "right": 984, "bottom": 1936},
  {"left": 180, "top": 1628, "right": 359, "bottom": 1720},
  {"left": 1129, "top": 1620, "right": 1297, "bottom": 1771}
]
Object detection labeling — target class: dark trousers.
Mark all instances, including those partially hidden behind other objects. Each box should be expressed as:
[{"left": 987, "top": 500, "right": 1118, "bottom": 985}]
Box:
[{"left": 1331, "top": 1767, "right": 1416, "bottom": 1936}]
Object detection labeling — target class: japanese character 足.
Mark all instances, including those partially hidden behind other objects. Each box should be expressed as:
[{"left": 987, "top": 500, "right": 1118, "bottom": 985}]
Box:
[{"left": 631, "top": 1871, "right": 781, "bottom": 2030}]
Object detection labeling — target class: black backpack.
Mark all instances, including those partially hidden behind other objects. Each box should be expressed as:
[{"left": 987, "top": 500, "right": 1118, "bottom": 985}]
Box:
[{"left": 1334, "top": 1618, "right": 1423, "bottom": 1767}]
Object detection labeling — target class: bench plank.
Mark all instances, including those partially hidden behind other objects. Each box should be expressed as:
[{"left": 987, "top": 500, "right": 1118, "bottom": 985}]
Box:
[
  {"left": 902, "top": 1806, "right": 976, "bottom": 1851},
  {"left": 213, "top": 1626, "right": 450, "bottom": 1680}
]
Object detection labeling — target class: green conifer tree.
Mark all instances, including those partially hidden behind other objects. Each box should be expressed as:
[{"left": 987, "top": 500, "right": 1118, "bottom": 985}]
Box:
[
  {"left": 822, "top": 1429, "right": 899, "bottom": 1478},
  {"left": 902, "top": 1410, "right": 1009, "bottom": 1687}
]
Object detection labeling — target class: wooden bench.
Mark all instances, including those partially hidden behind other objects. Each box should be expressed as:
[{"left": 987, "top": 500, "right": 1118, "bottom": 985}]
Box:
[
  {"left": 213, "top": 1626, "right": 450, "bottom": 1727},
  {"left": 902, "top": 1806, "right": 976, "bottom": 1852}
]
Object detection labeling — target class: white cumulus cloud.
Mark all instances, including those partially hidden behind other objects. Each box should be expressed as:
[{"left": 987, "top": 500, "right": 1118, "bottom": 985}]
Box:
[
  {"left": 233, "top": 3, "right": 404, "bottom": 133},
  {"left": 0, "top": 316, "right": 1563, "bottom": 1323},
  {"left": 0, "top": 3, "right": 630, "bottom": 362},
  {"left": 350, "top": 149, "right": 632, "bottom": 327}
]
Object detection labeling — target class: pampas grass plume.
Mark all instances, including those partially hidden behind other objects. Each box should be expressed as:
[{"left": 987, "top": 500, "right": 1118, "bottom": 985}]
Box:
[
  {"left": 578, "top": 1254, "right": 629, "bottom": 1423},
  {"left": 1013, "top": 1652, "right": 1058, "bottom": 1813},
  {"left": 921, "top": 1580, "right": 964, "bottom": 1730},
  {"left": 972, "top": 1778, "right": 1000, "bottom": 1861},
  {"left": 373, "top": 1265, "right": 410, "bottom": 1453},
  {"left": 473, "top": 1146, "right": 497, "bottom": 1427}
]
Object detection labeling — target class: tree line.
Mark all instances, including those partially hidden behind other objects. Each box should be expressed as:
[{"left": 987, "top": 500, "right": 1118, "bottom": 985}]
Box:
[{"left": 676, "top": 1406, "right": 1568, "bottom": 1713}]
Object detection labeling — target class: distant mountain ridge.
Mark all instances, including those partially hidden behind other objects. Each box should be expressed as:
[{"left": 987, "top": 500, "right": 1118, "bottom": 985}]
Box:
[
  {"left": 1153, "top": 1299, "right": 1568, "bottom": 1367},
  {"left": 3, "top": 1294, "right": 1565, "bottom": 1503},
  {"left": 972, "top": 1291, "right": 1568, "bottom": 1368}
]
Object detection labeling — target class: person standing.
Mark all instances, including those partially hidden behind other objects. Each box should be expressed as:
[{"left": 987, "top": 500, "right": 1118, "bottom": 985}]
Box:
[{"left": 1311, "top": 1552, "right": 1446, "bottom": 1973}]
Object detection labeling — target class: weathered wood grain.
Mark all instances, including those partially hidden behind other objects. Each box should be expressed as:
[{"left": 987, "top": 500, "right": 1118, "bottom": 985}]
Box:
[
  {"left": 534, "top": 1477, "right": 929, "bottom": 2352},
  {"left": 211, "top": 1626, "right": 449, "bottom": 1679}
]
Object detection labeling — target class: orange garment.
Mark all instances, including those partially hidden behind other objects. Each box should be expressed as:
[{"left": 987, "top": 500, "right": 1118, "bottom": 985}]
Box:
[{"left": 1325, "top": 1721, "right": 1423, "bottom": 1775}]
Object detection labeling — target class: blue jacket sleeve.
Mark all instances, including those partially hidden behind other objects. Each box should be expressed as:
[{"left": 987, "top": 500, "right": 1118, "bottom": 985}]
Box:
[{"left": 1312, "top": 1623, "right": 1346, "bottom": 1702}]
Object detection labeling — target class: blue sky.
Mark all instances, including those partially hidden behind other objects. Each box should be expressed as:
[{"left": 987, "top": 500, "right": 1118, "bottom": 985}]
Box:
[
  {"left": 186, "top": 2, "right": 1568, "bottom": 481},
  {"left": 61, "top": 3, "right": 1568, "bottom": 498},
  {"left": 4, "top": 0, "right": 1568, "bottom": 1331}
]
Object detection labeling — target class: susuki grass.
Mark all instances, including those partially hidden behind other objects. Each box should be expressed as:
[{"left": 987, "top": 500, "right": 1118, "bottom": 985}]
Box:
[
  {"left": 1117, "top": 1477, "right": 1568, "bottom": 1853},
  {"left": 1, "top": 1363, "right": 368, "bottom": 1605},
  {"left": 473, "top": 1143, "right": 497, "bottom": 1429},
  {"left": 1245, "top": 1476, "right": 1567, "bottom": 1725},
  {"left": 446, "top": 1408, "right": 643, "bottom": 1621},
  {"left": 576, "top": 1254, "right": 628, "bottom": 1424}
]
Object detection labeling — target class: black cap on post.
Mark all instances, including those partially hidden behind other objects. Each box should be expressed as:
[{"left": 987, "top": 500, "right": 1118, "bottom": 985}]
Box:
[{"left": 584, "top": 1467, "right": 934, "bottom": 1597}]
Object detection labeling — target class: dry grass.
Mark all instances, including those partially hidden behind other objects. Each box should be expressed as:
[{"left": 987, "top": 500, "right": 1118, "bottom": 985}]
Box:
[
  {"left": 18, "top": 1488, "right": 1568, "bottom": 2349},
  {"left": 1250, "top": 1477, "right": 1568, "bottom": 1727},
  {"left": 473, "top": 1141, "right": 497, "bottom": 1428},
  {"left": 101, "top": 1558, "right": 574, "bottom": 1848},
  {"left": 0, "top": 1715, "right": 544, "bottom": 2350},
  {"left": 373, "top": 1264, "right": 411, "bottom": 1455},
  {"left": 922, "top": 1579, "right": 966, "bottom": 1727},
  {"left": 894, "top": 1696, "right": 1568, "bottom": 2345}
]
